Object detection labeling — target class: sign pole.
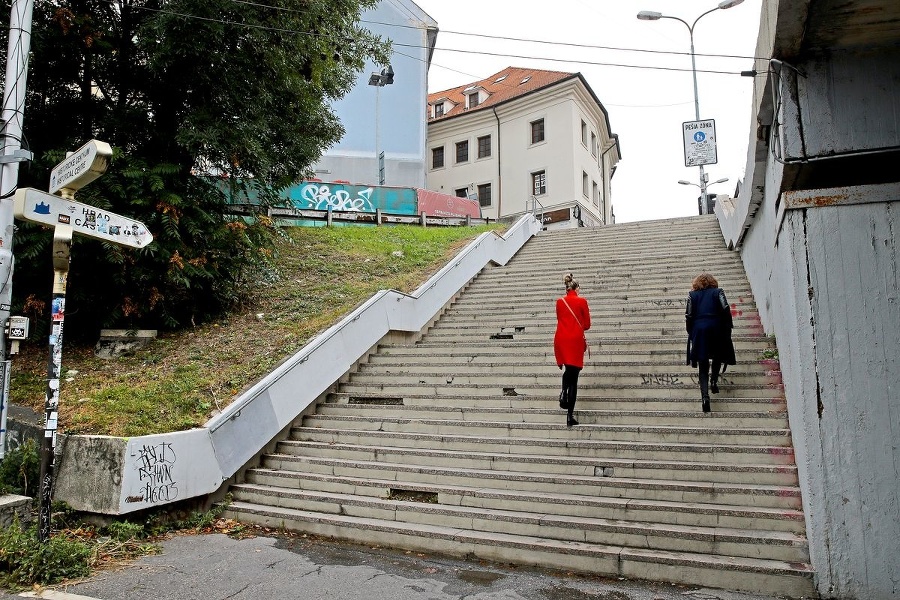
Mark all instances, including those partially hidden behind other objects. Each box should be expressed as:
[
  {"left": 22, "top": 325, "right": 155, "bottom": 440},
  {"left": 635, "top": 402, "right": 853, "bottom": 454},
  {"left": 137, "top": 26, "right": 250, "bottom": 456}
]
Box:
[
  {"left": 14, "top": 139, "right": 151, "bottom": 542},
  {"left": 37, "top": 223, "right": 71, "bottom": 542},
  {"left": 0, "top": 0, "right": 34, "bottom": 459}
]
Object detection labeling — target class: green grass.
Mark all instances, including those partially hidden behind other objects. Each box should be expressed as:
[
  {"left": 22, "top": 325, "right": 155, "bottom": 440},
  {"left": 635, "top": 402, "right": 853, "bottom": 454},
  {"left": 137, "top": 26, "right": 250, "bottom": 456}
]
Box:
[{"left": 11, "top": 224, "right": 503, "bottom": 437}]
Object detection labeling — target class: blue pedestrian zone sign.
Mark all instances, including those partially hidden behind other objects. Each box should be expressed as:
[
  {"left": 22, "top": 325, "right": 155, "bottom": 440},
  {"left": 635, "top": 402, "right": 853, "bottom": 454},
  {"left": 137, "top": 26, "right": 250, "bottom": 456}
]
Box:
[{"left": 683, "top": 119, "right": 717, "bottom": 167}]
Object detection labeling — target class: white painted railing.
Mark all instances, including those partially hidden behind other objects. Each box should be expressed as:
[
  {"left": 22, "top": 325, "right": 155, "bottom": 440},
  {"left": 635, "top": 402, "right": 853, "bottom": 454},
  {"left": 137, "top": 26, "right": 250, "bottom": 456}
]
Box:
[{"left": 54, "top": 214, "right": 542, "bottom": 514}]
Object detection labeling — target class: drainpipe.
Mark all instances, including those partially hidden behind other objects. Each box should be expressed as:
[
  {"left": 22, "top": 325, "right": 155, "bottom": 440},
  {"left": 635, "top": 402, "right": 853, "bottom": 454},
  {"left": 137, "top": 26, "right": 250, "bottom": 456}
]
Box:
[
  {"left": 599, "top": 141, "right": 618, "bottom": 224},
  {"left": 492, "top": 107, "right": 501, "bottom": 220}
]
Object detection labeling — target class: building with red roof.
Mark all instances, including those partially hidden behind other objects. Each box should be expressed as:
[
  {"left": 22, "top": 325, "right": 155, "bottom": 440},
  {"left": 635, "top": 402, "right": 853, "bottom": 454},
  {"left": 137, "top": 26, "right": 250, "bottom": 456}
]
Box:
[{"left": 426, "top": 67, "right": 621, "bottom": 227}]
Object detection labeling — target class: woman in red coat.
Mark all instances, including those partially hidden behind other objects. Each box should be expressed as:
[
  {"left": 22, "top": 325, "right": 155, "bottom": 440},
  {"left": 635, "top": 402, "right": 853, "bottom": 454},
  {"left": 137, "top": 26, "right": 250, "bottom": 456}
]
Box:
[{"left": 554, "top": 273, "right": 591, "bottom": 426}]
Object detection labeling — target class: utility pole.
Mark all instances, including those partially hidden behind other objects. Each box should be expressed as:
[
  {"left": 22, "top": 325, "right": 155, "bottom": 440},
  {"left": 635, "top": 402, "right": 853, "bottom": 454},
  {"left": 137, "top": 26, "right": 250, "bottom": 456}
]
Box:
[{"left": 0, "top": 0, "right": 34, "bottom": 455}]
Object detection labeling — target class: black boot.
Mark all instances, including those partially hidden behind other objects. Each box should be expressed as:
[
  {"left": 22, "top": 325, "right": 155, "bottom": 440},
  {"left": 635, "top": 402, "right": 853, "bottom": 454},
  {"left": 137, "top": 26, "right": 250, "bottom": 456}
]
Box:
[
  {"left": 567, "top": 412, "right": 579, "bottom": 427},
  {"left": 699, "top": 374, "right": 711, "bottom": 413},
  {"left": 710, "top": 375, "right": 719, "bottom": 394}
]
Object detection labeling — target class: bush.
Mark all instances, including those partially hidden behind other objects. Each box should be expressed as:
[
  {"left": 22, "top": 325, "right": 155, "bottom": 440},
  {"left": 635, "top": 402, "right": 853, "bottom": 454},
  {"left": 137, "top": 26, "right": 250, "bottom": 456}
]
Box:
[
  {"left": 105, "top": 520, "right": 147, "bottom": 542},
  {"left": 0, "top": 522, "right": 91, "bottom": 587},
  {"left": 0, "top": 439, "right": 40, "bottom": 497}
]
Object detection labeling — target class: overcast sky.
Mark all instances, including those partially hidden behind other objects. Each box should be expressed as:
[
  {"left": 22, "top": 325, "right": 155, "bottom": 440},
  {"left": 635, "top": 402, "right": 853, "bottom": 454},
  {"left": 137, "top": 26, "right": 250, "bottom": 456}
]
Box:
[{"left": 408, "top": 0, "right": 763, "bottom": 223}]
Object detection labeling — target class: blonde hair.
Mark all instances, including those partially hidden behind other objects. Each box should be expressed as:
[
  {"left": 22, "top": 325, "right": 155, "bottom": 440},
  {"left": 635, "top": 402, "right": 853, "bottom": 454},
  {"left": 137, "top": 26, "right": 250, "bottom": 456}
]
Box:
[
  {"left": 564, "top": 273, "right": 579, "bottom": 291},
  {"left": 691, "top": 273, "right": 719, "bottom": 290}
]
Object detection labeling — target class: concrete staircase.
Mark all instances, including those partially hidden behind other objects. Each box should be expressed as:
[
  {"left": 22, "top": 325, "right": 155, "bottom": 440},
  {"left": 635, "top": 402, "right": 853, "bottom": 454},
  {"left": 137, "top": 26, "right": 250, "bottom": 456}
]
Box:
[{"left": 224, "top": 215, "right": 815, "bottom": 597}]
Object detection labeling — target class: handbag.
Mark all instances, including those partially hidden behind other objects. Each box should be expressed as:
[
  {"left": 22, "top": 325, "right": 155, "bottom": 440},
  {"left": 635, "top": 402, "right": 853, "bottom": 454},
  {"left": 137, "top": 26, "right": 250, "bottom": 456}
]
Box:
[{"left": 562, "top": 298, "right": 590, "bottom": 358}]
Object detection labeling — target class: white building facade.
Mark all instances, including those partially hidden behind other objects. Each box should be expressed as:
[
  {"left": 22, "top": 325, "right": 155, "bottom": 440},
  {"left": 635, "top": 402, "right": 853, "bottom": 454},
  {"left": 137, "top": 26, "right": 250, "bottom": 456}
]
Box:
[{"left": 426, "top": 68, "right": 620, "bottom": 228}]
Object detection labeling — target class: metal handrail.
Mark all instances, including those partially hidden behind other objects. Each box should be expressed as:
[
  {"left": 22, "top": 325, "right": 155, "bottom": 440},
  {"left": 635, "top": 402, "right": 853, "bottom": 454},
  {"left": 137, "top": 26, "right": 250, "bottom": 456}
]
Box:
[{"left": 528, "top": 195, "right": 545, "bottom": 223}]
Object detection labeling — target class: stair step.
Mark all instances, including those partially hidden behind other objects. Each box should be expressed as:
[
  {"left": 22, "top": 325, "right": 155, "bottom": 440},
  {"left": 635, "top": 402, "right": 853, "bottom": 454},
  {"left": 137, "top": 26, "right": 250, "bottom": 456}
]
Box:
[
  {"left": 326, "top": 392, "right": 787, "bottom": 412},
  {"left": 292, "top": 426, "right": 797, "bottom": 465},
  {"left": 229, "top": 484, "right": 808, "bottom": 561},
  {"left": 222, "top": 501, "right": 814, "bottom": 597},
  {"left": 277, "top": 439, "right": 797, "bottom": 485},
  {"left": 248, "top": 456, "right": 801, "bottom": 509}
]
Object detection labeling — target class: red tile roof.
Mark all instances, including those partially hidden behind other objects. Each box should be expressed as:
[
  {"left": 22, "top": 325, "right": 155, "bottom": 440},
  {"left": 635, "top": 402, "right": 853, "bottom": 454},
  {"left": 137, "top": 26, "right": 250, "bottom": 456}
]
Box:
[{"left": 427, "top": 67, "right": 576, "bottom": 122}]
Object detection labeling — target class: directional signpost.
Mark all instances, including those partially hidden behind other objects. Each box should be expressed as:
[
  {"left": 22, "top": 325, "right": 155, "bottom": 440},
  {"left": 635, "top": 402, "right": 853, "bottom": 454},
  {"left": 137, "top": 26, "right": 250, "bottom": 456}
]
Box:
[
  {"left": 49, "top": 139, "right": 112, "bottom": 195},
  {"left": 13, "top": 140, "right": 153, "bottom": 542},
  {"left": 14, "top": 189, "right": 153, "bottom": 248}
]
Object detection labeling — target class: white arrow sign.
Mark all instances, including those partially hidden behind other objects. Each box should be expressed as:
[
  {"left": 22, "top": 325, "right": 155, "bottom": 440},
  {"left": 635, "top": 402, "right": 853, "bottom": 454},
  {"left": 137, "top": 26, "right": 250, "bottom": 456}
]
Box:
[
  {"left": 14, "top": 188, "right": 153, "bottom": 249},
  {"left": 49, "top": 140, "right": 113, "bottom": 195}
]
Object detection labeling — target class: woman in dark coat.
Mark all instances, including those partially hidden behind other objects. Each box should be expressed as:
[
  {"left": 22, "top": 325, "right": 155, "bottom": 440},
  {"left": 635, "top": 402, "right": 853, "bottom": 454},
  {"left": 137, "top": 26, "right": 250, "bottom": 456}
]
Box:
[
  {"left": 685, "top": 273, "right": 736, "bottom": 413},
  {"left": 554, "top": 273, "right": 591, "bottom": 427}
]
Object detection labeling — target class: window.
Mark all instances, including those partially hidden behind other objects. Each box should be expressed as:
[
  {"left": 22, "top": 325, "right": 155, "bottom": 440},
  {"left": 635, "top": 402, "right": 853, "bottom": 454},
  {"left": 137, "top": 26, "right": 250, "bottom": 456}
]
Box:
[
  {"left": 434, "top": 103, "right": 444, "bottom": 118},
  {"left": 468, "top": 92, "right": 480, "bottom": 108},
  {"left": 455, "top": 188, "right": 468, "bottom": 198},
  {"left": 477, "top": 135, "right": 491, "bottom": 159},
  {"left": 532, "top": 170, "right": 546, "bottom": 195},
  {"left": 592, "top": 181, "right": 599, "bottom": 207},
  {"left": 530, "top": 119, "right": 545, "bottom": 144},
  {"left": 431, "top": 146, "right": 444, "bottom": 169},
  {"left": 477, "top": 183, "right": 492, "bottom": 207},
  {"left": 591, "top": 132, "right": 597, "bottom": 156},
  {"left": 581, "top": 120, "right": 587, "bottom": 146},
  {"left": 582, "top": 171, "right": 589, "bottom": 197},
  {"left": 455, "top": 141, "right": 469, "bottom": 163}
]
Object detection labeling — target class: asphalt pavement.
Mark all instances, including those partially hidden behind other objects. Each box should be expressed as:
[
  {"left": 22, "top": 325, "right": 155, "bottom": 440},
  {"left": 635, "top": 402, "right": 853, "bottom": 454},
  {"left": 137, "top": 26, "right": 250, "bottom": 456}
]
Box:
[{"left": 7, "top": 530, "right": 799, "bottom": 600}]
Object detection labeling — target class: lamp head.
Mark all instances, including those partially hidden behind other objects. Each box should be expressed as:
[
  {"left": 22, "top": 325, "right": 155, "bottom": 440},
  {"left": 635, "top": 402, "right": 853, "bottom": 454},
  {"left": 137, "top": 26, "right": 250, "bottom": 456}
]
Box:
[
  {"left": 712, "top": 177, "right": 729, "bottom": 185},
  {"left": 718, "top": 0, "right": 744, "bottom": 9},
  {"left": 637, "top": 10, "right": 662, "bottom": 20},
  {"left": 382, "top": 65, "right": 394, "bottom": 85},
  {"left": 677, "top": 180, "right": 693, "bottom": 186}
]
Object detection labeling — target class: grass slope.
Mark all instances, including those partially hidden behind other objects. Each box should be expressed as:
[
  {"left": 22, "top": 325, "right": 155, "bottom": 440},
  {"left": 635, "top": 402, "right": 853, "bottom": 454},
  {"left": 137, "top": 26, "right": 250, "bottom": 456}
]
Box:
[{"left": 10, "top": 224, "right": 502, "bottom": 437}]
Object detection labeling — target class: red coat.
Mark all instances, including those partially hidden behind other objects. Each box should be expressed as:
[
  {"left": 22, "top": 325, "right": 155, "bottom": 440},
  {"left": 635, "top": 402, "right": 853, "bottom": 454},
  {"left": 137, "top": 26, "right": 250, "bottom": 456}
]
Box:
[{"left": 554, "top": 290, "right": 591, "bottom": 368}]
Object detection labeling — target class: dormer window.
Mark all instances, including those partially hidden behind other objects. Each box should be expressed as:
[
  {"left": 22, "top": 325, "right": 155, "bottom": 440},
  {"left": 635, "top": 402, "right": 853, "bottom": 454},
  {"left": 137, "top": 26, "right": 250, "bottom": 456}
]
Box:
[
  {"left": 464, "top": 86, "right": 487, "bottom": 110},
  {"left": 434, "top": 103, "right": 444, "bottom": 118},
  {"left": 520, "top": 76, "right": 531, "bottom": 85}
]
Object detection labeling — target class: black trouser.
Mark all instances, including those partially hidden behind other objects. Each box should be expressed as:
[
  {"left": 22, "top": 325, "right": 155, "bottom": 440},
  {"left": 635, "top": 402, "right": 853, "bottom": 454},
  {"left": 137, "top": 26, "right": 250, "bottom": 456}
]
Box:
[
  {"left": 698, "top": 358, "right": 721, "bottom": 397},
  {"left": 561, "top": 365, "right": 582, "bottom": 414}
]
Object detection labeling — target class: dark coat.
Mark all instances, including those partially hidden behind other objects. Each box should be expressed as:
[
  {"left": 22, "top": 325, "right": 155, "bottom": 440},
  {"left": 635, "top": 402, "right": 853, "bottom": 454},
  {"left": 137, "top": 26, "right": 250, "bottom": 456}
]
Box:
[
  {"left": 685, "top": 287, "right": 736, "bottom": 368},
  {"left": 554, "top": 290, "right": 591, "bottom": 368}
]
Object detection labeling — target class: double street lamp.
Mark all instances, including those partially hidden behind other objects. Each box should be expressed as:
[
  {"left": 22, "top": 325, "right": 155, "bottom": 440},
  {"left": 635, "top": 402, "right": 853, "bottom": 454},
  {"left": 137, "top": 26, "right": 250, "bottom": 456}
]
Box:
[
  {"left": 637, "top": 0, "right": 744, "bottom": 213},
  {"left": 368, "top": 65, "right": 394, "bottom": 185},
  {"left": 679, "top": 177, "right": 729, "bottom": 214}
]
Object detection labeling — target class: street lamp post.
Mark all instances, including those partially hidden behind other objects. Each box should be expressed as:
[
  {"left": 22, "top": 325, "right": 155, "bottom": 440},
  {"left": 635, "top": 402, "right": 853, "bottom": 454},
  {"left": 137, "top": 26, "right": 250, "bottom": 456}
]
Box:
[
  {"left": 368, "top": 65, "right": 394, "bottom": 185},
  {"left": 637, "top": 0, "right": 744, "bottom": 212}
]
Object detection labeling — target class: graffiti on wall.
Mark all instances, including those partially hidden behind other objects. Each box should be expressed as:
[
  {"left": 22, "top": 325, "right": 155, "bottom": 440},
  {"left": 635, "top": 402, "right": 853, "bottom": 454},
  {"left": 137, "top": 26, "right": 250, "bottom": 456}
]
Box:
[
  {"left": 287, "top": 182, "right": 418, "bottom": 214},
  {"left": 126, "top": 442, "right": 178, "bottom": 504}
]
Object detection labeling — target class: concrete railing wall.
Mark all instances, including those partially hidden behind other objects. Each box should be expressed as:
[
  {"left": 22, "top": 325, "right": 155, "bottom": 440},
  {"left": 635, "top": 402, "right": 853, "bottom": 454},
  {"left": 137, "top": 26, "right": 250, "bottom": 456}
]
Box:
[
  {"left": 716, "top": 2, "right": 900, "bottom": 590},
  {"left": 52, "top": 215, "right": 542, "bottom": 514}
]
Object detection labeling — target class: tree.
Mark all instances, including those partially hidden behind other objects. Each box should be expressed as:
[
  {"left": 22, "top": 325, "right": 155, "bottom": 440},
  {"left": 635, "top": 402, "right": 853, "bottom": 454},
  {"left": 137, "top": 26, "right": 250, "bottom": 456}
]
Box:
[{"left": 6, "top": 0, "right": 390, "bottom": 339}]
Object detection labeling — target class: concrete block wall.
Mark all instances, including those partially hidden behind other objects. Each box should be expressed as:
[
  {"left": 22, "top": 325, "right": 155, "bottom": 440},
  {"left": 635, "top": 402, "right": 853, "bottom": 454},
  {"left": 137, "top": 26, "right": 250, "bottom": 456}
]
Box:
[{"left": 729, "top": 181, "right": 900, "bottom": 599}]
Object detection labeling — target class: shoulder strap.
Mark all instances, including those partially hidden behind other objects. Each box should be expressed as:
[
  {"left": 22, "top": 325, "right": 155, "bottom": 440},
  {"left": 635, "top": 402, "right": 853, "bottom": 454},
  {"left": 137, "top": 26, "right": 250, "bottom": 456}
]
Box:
[{"left": 562, "top": 298, "right": 584, "bottom": 330}]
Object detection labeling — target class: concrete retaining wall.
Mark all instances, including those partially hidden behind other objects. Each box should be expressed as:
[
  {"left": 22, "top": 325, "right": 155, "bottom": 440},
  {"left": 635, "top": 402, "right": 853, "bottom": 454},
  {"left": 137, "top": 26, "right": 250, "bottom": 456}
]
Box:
[{"left": 724, "top": 181, "right": 900, "bottom": 599}]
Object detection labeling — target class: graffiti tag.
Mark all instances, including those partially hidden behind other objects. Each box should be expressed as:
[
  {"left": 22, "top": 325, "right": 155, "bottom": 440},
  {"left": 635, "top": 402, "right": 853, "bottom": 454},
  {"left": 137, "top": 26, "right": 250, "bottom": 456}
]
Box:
[
  {"left": 133, "top": 442, "right": 179, "bottom": 504},
  {"left": 297, "top": 183, "right": 375, "bottom": 212},
  {"left": 640, "top": 373, "right": 684, "bottom": 386}
]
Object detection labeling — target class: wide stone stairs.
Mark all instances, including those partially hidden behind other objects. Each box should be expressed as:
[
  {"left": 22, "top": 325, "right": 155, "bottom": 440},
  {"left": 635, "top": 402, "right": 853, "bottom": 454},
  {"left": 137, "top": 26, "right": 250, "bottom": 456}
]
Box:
[{"left": 224, "top": 215, "right": 815, "bottom": 597}]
